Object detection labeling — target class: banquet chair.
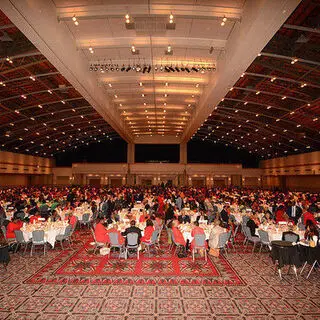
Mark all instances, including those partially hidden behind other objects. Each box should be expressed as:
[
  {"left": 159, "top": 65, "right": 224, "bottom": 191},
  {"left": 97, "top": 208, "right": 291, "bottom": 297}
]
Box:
[
  {"left": 14, "top": 230, "right": 31, "bottom": 255},
  {"left": 170, "top": 230, "right": 185, "bottom": 256},
  {"left": 192, "top": 234, "right": 207, "bottom": 262},
  {"left": 125, "top": 232, "right": 139, "bottom": 260},
  {"left": 241, "top": 216, "right": 250, "bottom": 245},
  {"left": 243, "top": 226, "right": 261, "bottom": 253},
  {"left": 90, "top": 228, "right": 105, "bottom": 254},
  {"left": 217, "top": 231, "right": 232, "bottom": 257},
  {"left": 156, "top": 224, "right": 163, "bottom": 248},
  {"left": 79, "top": 213, "right": 90, "bottom": 229},
  {"left": 30, "top": 230, "right": 47, "bottom": 256},
  {"left": 142, "top": 229, "right": 160, "bottom": 257},
  {"left": 108, "top": 232, "right": 125, "bottom": 259},
  {"left": 282, "top": 231, "right": 300, "bottom": 243},
  {"left": 258, "top": 229, "right": 271, "bottom": 253},
  {"left": 55, "top": 225, "right": 73, "bottom": 250}
]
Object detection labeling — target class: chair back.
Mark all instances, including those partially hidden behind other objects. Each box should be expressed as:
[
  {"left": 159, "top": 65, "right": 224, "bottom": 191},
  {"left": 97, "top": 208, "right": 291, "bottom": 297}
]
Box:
[
  {"left": 91, "top": 228, "right": 97, "bottom": 242},
  {"left": 82, "top": 213, "right": 90, "bottom": 222},
  {"left": 64, "top": 225, "right": 73, "bottom": 237},
  {"left": 217, "top": 231, "right": 231, "bottom": 248},
  {"left": 283, "top": 231, "right": 299, "bottom": 243},
  {"left": 32, "top": 230, "right": 45, "bottom": 243},
  {"left": 194, "top": 233, "right": 206, "bottom": 247},
  {"left": 258, "top": 229, "right": 270, "bottom": 243},
  {"left": 1, "top": 225, "right": 6, "bottom": 238},
  {"left": 14, "top": 230, "right": 25, "bottom": 243},
  {"left": 127, "top": 232, "right": 138, "bottom": 247},
  {"left": 242, "top": 225, "right": 251, "bottom": 239},
  {"left": 242, "top": 215, "right": 250, "bottom": 225},
  {"left": 109, "top": 232, "right": 119, "bottom": 245},
  {"left": 150, "top": 229, "right": 160, "bottom": 243}
]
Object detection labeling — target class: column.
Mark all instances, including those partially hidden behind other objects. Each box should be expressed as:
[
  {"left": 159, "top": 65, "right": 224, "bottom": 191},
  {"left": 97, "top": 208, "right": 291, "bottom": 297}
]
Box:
[
  {"left": 127, "top": 143, "right": 135, "bottom": 185},
  {"left": 179, "top": 143, "right": 187, "bottom": 164}
]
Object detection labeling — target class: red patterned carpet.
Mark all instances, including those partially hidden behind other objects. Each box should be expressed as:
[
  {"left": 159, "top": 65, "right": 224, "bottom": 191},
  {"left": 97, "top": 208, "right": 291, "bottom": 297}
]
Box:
[
  {"left": 1, "top": 229, "right": 320, "bottom": 319},
  {"left": 25, "top": 233, "right": 243, "bottom": 286}
]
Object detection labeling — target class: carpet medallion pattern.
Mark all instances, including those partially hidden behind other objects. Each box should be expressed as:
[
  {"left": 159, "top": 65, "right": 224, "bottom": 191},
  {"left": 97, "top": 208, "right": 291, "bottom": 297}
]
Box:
[
  {"left": 1, "top": 230, "right": 320, "bottom": 319},
  {"left": 24, "top": 235, "right": 243, "bottom": 286}
]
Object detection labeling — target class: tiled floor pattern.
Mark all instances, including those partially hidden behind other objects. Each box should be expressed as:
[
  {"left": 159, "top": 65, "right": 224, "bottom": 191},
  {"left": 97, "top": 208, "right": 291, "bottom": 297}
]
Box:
[{"left": 1, "top": 231, "right": 320, "bottom": 319}]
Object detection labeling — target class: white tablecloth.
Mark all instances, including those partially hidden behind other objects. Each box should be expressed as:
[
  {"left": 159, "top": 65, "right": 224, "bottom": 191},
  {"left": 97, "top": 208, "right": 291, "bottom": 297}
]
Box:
[
  {"left": 178, "top": 224, "right": 213, "bottom": 242},
  {"left": 21, "top": 222, "right": 67, "bottom": 248},
  {"left": 256, "top": 226, "right": 305, "bottom": 242}
]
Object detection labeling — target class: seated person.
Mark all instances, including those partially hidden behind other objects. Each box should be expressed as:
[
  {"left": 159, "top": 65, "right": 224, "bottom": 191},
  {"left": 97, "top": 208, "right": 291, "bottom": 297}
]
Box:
[
  {"left": 208, "top": 219, "right": 226, "bottom": 257},
  {"left": 304, "top": 220, "right": 319, "bottom": 244},
  {"left": 170, "top": 220, "right": 186, "bottom": 246},
  {"left": 275, "top": 205, "right": 289, "bottom": 223},
  {"left": 51, "top": 210, "right": 61, "bottom": 222},
  {"left": 302, "top": 207, "right": 317, "bottom": 226},
  {"left": 140, "top": 219, "right": 155, "bottom": 243},
  {"left": 261, "top": 212, "right": 274, "bottom": 225},
  {"left": 94, "top": 218, "right": 109, "bottom": 244},
  {"left": 29, "top": 212, "right": 42, "bottom": 224},
  {"left": 122, "top": 220, "right": 142, "bottom": 244},
  {"left": 190, "top": 221, "right": 207, "bottom": 251},
  {"left": 106, "top": 224, "right": 125, "bottom": 245},
  {"left": 6, "top": 218, "right": 23, "bottom": 239},
  {"left": 220, "top": 205, "right": 230, "bottom": 228},
  {"left": 68, "top": 212, "right": 77, "bottom": 229},
  {"left": 246, "top": 212, "right": 260, "bottom": 237}
]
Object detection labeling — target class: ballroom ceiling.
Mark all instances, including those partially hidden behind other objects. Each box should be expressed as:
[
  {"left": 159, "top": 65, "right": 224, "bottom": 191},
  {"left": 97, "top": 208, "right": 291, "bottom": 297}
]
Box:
[
  {"left": 194, "top": 0, "right": 320, "bottom": 159},
  {"left": 0, "top": 11, "right": 121, "bottom": 157},
  {"left": 0, "top": 0, "right": 319, "bottom": 159}
]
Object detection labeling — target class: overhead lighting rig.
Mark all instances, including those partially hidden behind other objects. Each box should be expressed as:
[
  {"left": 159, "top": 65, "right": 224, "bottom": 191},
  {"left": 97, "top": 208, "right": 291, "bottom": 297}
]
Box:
[{"left": 89, "top": 63, "right": 215, "bottom": 73}]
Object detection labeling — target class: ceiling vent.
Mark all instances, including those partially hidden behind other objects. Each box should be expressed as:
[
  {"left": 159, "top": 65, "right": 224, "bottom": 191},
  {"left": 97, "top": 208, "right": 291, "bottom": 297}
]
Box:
[{"left": 134, "top": 17, "right": 168, "bottom": 36}]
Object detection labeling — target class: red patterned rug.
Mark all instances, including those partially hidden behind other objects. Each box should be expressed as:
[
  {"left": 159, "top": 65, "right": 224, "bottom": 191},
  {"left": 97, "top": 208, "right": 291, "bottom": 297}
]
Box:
[{"left": 24, "top": 231, "right": 245, "bottom": 286}]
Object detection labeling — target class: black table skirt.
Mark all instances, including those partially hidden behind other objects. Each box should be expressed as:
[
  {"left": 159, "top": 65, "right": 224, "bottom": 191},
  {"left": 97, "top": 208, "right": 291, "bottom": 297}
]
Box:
[
  {"left": 0, "top": 245, "right": 10, "bottom": 264},
  {"left": 271, "top": 241, "right": 302, "bottom": 268},
  {"left": 299, "top": 245, "right": 320, "bottom": 265}
]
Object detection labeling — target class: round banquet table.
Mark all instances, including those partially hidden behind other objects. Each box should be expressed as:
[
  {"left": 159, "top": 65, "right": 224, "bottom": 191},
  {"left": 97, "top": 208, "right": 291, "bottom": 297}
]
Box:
[
  {"left": 299, "top": 244, "right": 320, "bottom": 265},
  {"left": 21, "top": 222, "right": 67, "bottom": 248},
  {"left": 257, "top": 226, "right": 305, "bottom": 242},
  {"left": 271, "top": 240, "right": 302, "bottom": 268}
]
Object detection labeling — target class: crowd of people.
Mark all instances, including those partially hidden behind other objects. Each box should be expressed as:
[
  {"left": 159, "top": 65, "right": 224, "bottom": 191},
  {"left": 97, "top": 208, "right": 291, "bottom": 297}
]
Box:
[{"left": 0, "top": 185, "right": 319, "bottom": 255}]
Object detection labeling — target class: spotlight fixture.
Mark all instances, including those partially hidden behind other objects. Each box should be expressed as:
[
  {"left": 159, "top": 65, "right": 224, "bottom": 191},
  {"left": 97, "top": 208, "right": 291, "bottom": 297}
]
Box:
[
  {"left": 125, "top": 14, "right": 135, "bottom": 29},
  {"left": 221, "top": 16, "right": 227, "bottom": 26},
  {"left": 131, "top": 45, "right": 139, "bottom": 55},
  {"left": 89, "top": 47, "right": 94, "bottom": 54},
  {"left": 165, "top": 45, "right": 173, "bottom": 55},
  {"left": 166, "top": 13, "right": 176, "bottom": 29},
  {"left": 72, "top": 15, "right": 79, "bottom": 26}
]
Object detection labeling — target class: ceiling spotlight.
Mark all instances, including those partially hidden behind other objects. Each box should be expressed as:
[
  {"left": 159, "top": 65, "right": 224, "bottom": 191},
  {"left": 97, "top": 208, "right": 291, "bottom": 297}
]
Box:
[
  {"left": 29, "top": 76, "right": 36, "bottom": 81},
  {"left": 300, "top": 83, "right": 307, "bottom": 88},
  {"left": 165, "top": 45, "right": 173, "bottom": 55},
  {"left": 139, "top": 82, "right": 143, "bottom": 86},
  {"left": 72, "top": 15, "right": 77, "bottom": 22},
  {"left": 291, "top": 58, "right": 298, "bottom": 64},
  {"left": 131, "top": 45, "right": 139, "bottom": 55}
]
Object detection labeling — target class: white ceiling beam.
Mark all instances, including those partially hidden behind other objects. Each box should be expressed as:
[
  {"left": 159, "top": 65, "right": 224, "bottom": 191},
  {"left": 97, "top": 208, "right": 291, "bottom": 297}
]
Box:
[
  {"left": 77, "top": 37, "right": 226, "bottom": 50},
  {"left": 57, "top": 4, "right": 242, "bottom": 21},
  {"left": 181, "top": 0, "right": 302, "bottom": 143},
  {"left": 1, "top": 0, "right": 133, "bottom": 143}
]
